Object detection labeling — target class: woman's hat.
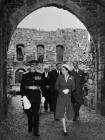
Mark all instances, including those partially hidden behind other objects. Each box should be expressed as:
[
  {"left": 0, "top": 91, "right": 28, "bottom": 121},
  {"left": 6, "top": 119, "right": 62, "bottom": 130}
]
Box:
[{"left": 62, "top": 64, "right": 70, "bottom": 71}]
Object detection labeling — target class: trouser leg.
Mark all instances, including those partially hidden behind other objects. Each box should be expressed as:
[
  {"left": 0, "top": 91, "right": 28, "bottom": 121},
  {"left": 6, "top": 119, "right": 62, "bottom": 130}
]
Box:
[
  {"left": 47, "top": 90, "right": 53, "bottom": 112},
  {"left": 50, "top": 95, "right": 54, "bottom": 112},
  {"left": 27, "top": 109, "right": 33, "bottom": 131},
  {"left": 49, "top": 95, "right": 53, "bottom": 112},
  {"left": 44, "top": 95, "right": 48, "bottom": 111},
  {"left": 33, "top": 102, "right": 40, "bottom": 134},
  {"left": 75, "top": 103, "right": 81, "bottom": 116},
  {"left": 73, "top": 102, "right": 81, "bottom": 120},
  {"left": 33, "top": 113, "right": 39, "bottom": 133}
]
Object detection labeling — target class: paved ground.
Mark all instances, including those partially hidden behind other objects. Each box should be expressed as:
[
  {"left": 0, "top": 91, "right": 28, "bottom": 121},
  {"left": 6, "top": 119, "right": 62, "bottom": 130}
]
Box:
[{"left": 0, "top": 95, "right": 105, "bottom": 140}]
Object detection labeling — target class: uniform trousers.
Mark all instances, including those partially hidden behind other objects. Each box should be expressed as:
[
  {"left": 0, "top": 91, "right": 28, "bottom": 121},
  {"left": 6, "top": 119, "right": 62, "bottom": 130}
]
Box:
[{"left": 26, "top": 99, "right": 41, "bottom": 133}]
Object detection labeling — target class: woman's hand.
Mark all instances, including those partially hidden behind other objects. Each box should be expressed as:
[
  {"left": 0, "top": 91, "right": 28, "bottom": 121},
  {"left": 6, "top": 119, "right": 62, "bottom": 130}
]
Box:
[{"left": 62, "top": 89, "right": 69, "bottom": 94}]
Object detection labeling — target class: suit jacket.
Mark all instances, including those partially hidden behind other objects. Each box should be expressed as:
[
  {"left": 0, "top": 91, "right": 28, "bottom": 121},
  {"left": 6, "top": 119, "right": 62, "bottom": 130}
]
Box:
[
  {"left": 42, "top": 72, "right": 50, "bottom": 97},
  {"left": 49, "top": 69, "right": 62, "bottom": 88},
  {"left": 71, "top": 69, "right": 85, "bottom": 104}
]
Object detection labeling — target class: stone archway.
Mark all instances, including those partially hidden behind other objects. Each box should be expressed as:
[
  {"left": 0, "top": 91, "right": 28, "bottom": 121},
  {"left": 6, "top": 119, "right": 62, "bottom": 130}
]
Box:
[
  {"left": 15, "top": 68, "right": 26, "bottom": 84},
  {"left": 1, "top": 0, "right": 105, "bottom": 120}
]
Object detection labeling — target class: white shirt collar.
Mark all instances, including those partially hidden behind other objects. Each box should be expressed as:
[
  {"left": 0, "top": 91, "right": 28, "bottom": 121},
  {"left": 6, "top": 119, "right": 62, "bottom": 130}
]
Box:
[
  {"left": 75, "top": 69, "right": 78, "bottom": 73},
  {"left": 57, "top": 70, "right": 60, "bottom": 74},
  {"left": 45, "top": 72, "right": 48, "bottom": 77}
]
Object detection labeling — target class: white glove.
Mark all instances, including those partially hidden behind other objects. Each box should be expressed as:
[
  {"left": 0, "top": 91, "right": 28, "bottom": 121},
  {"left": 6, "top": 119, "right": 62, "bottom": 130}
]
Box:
[
  {"left": 41, "top": 97, "right": 45, "bottom": 107},
  {"left": 41, "top": 97, "right": 45, "bottom": 104},
  {"left": 62, "top": 89, "right": 69, "bottom": 94},
  {"left": 22, "top": 96, "right": 31, "bottom": 109}
]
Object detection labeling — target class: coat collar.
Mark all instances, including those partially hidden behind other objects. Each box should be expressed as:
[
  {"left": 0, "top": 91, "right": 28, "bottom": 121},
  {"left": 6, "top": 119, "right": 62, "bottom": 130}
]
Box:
[{"left": 62, "top": 75, "right": 72, "bottom": 83}]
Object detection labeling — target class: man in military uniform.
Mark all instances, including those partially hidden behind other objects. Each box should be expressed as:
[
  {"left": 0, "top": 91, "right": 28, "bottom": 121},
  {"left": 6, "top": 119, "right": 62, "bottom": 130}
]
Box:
[{"left": 20, "top": 60, "right": 43, "bottom": 137}]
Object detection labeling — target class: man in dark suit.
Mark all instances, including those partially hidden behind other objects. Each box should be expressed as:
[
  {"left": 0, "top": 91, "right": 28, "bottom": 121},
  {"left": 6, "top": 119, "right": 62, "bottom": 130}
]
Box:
[
  {"left": 49, "top": 63, "right": 62, "bottom": 120},
  {"left": 42, "top": 65, "right": 53, "bottom": 112},
  {"left": 20, "top": 60, "right": 43, "bottom": 137},
  {"left": 71, "top": 60, "right": 85, "bottom": 121}
]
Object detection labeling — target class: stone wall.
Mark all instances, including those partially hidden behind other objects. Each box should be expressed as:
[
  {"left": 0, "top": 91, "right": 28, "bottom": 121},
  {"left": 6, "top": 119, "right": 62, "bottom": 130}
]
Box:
[{"left": 7, "top": 28, "right": 90, "bottom": 76}]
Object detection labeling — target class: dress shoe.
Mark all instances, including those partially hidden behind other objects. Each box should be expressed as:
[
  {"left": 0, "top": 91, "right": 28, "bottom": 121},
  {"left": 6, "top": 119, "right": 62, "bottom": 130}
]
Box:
[
  {"left": 64, "top": 132, "right": 68, "bottom": 135},
  {"left": 33, "top": 132, "right": 40, "bottom": 137}
]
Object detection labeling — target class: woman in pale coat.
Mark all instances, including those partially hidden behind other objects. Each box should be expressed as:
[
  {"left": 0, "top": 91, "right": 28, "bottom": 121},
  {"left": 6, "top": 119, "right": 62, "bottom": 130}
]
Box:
[{"left": 55, "top": 64, "right": 75, "bottom": 135}]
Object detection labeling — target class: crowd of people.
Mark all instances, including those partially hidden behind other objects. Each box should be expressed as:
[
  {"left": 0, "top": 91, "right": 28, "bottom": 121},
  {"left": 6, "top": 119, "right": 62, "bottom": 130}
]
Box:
[{"left": 20, "top": 59, "right": 88, "bottom": 137}]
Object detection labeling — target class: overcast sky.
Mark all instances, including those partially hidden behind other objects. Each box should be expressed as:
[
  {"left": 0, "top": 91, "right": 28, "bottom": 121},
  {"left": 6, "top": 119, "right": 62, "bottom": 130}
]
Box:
[{"left": 18, "top": 7, "right": 86, "bottom": 31}]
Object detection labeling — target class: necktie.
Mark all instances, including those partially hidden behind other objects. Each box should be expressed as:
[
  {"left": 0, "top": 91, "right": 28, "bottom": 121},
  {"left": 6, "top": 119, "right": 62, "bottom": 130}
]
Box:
[
  {"left": 58, "top": 71, "right": 60, "bottom": 75},
  {"left": 57, "top": 71, "right": 60, "bottom": 75},
  {"left": 75, "top": 70, "right": 78, "bottom": 75},
  {"left": 45, "top": 73, "right": 48, "bottom": 77}
]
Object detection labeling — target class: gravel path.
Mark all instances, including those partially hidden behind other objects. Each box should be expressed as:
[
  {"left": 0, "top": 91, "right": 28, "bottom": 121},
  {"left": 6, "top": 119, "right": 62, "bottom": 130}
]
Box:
[{"left": 0, "top": 95, "right": 105, "bottom": 140}]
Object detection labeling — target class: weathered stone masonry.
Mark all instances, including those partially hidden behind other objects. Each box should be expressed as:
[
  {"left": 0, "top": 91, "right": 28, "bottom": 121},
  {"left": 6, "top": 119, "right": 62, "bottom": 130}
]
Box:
[{"left": 7, "top": 28, "right": 89, "bottom": 80}]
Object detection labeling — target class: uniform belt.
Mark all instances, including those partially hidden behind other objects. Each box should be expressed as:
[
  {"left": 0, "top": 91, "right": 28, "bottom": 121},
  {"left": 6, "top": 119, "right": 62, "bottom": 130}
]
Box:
[{"left": 26, "top": 86, "right": 40, "bottom": 90}]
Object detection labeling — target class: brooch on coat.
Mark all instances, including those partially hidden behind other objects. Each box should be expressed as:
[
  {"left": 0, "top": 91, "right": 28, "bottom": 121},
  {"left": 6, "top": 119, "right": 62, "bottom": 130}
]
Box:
[{"left": 69, "top": 77, "right": 72, "bottom": 80}]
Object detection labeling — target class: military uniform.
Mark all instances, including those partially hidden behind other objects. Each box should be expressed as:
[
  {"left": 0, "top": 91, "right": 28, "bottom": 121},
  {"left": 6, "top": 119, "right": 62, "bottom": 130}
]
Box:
[{"left": 20, "top": 60, "right": 43, "bottom": 136}]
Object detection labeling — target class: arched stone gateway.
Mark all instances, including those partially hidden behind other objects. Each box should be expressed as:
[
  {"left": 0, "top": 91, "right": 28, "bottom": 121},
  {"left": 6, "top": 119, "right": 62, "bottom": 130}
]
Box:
[
  {"left": 0, "top": 0, "right": 105, "bottom": 120},
  {"left": 15, "top": 68, "right": 26, "bottom": 83}
]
